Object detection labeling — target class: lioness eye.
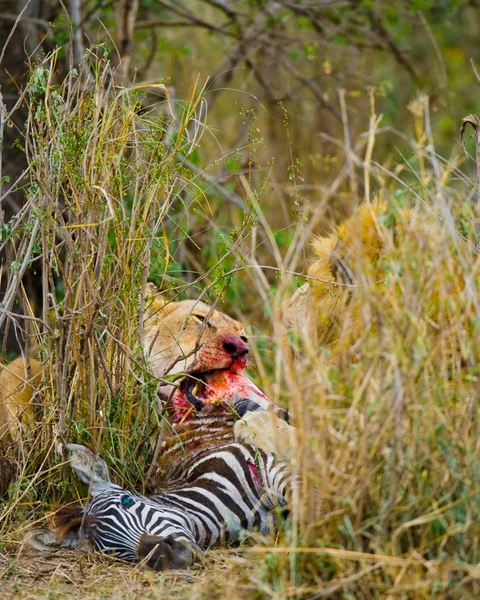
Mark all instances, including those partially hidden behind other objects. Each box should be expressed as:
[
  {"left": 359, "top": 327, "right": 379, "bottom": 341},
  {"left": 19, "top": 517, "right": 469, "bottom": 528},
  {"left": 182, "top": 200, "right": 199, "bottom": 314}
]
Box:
[
  {"left": 241, "top": 335, "right": 248, "bottom": 343},
  {"left": 194, "top": 314, "right": 212, "bottom": 327}
]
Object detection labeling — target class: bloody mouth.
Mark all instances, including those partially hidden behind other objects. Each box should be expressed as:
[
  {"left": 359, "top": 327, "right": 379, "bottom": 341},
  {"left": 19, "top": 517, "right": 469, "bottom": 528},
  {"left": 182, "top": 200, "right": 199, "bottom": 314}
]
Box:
[{"left": 167, "top": 366, "right": 274, "bottom": 422}]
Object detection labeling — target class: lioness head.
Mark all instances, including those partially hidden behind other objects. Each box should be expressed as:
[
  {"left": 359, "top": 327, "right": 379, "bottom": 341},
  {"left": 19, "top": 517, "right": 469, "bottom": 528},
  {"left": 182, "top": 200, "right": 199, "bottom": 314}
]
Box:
[{"left": 142, "top": 284, "right": 273, "bottom": 419}]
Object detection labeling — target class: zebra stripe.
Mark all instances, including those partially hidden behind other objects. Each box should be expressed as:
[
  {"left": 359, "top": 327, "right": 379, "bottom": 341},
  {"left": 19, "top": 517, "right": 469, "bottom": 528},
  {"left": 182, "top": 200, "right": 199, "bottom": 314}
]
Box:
[
  {"left": 87, "top": 494, "right": 196, "bottom": 560},
  {"left": 149, "top": 413, "right": 238, "bottom": 487}
]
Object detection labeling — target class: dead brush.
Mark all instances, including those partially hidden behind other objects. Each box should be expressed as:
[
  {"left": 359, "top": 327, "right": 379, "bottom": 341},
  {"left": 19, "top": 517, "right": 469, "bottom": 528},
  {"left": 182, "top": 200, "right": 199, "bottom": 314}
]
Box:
[
  {"left": 235, "top": 96, "right": 480, "bottom": 599},
  {"left": 0, "top": 47, "right": 214, "bottom": 532}
]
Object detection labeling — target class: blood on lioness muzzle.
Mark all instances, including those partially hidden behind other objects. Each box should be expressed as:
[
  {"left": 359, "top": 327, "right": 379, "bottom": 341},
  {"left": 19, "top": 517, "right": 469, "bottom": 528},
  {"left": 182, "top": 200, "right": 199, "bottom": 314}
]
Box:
[
  {"left": 169, "top": 368, "right": 279, "bottom": 422},
  {"left": 157, "top": 329, "right": 284, "bottom": 422}
]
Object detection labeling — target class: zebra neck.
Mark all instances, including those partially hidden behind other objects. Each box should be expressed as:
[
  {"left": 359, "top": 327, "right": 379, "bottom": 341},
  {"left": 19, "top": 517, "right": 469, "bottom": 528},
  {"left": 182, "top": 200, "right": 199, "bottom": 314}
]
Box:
[
  {"left": 149, "top": 443, "right": 291, "bottom": 548},
  {"left": 148, "top": 412, "right": 236, "bottom": 490}
]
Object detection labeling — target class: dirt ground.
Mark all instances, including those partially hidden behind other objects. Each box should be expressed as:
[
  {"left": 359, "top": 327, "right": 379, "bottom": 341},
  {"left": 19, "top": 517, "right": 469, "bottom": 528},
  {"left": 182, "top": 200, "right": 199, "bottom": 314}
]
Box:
[{"left": 1, "top": 546, "right": 260, "bottom": 600}]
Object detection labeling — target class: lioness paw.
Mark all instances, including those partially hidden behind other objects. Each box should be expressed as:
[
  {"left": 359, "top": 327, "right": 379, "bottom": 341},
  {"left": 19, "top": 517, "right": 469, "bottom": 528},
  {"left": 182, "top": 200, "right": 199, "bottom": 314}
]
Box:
[{"left": 234, "top": 410, "right": 295, "bottom": 461}]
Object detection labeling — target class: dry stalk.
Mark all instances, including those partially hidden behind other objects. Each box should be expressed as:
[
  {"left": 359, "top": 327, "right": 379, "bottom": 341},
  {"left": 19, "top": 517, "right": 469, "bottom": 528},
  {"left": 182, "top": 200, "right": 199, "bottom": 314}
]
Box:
[{"left": 461, "top": 114, "right": 480, "bottom": 243}]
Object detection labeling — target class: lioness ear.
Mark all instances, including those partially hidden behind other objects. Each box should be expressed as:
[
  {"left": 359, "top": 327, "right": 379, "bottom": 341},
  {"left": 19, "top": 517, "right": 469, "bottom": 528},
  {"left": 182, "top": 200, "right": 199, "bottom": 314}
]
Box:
[
  {"left": 144, "top": 283, "right": 179, "bottom": 321},
  {"left": 144, "top": 283, "right": 166, "bottom": 315}
]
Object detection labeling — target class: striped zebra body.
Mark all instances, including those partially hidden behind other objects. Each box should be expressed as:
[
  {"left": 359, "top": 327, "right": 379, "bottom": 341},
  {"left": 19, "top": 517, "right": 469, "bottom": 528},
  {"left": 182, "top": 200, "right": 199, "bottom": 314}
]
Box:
[
  {"left": 45, "top": 441, "right": 292, "bottom": 570},
  {"left": 152, "top": 442, "right": 290, "bottom": 546},
  {"left": 149, "top": 400, "right": 289, "bottom": 489},
  {"left": 85, "top": 487, "right": 197, "bottom": 562}
]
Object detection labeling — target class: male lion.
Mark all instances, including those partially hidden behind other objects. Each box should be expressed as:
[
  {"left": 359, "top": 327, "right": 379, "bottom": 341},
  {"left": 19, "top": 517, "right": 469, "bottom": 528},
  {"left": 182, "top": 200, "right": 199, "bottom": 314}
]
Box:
[{"left": 282, "top": 201, "right": 464, "bottom": 357}]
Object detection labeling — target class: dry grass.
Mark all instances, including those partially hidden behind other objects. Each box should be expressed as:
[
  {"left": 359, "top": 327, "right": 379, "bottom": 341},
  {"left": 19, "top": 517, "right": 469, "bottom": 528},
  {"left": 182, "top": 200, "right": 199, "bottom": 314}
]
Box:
[
  {"left": 1, "top": 51, "right": 480, "bottom": 599},
  {"left": 1, "top": 547, "right": 259, "bottom": 600}
]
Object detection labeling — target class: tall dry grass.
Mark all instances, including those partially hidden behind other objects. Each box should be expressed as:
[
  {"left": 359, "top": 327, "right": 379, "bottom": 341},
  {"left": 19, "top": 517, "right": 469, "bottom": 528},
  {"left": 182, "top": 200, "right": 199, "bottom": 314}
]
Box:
[
  {"left": 1, "top": 51, "right": 480, "bottom": 599},
  {"left": 0, "top": 47, "right": 229, "bottom": 519},
  {"left": 241, "top": 97, "right": 480, "bottom": 599}
]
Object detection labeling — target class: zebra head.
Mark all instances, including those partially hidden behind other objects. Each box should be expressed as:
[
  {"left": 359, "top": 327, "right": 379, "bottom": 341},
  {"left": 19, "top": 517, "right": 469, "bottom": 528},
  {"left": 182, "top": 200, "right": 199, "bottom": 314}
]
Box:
[{"left": 27, "top": 444, "right": 200, "bottom": 571}]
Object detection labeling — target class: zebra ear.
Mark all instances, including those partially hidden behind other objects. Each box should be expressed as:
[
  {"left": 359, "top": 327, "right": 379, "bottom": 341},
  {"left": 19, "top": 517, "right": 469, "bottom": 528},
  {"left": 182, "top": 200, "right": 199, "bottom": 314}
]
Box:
[
  {"left": 62, "top": 443, "right": 111, "bottom": 491},
  {"left": 137, "top": 534, "right": 200, "bottom": 571},
  {"left": 25, "top": 527, "right": 80, "bottom": 551}
]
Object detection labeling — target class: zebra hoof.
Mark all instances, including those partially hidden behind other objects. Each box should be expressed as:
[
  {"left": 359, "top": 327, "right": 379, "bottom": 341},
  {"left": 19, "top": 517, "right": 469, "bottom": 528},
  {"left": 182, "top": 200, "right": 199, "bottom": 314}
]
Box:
[
  {"left": 234, "top": 398, "right": 291, "bottom": 422},
  {"left": 276, "top": 408, "right": 290, "bottom": 423},
  {"left": 234, "top": 411, "right": 296, "bottom": 461}
]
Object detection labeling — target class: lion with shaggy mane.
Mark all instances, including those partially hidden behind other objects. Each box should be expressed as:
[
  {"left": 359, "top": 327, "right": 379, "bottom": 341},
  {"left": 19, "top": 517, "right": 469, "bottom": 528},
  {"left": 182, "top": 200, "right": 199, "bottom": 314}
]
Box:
[{"left": 282, "top": 201, "right": 465, "bottom": 357}]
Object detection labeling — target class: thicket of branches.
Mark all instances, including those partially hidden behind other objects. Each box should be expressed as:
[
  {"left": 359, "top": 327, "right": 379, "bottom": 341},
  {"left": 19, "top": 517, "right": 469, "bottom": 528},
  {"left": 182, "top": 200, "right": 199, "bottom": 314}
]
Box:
[
  {"left": 2, "top": 1, "right": 480, "bottom": 354},
  {"left": 2, "top": 2, "right": 480, "bottom": 599}
]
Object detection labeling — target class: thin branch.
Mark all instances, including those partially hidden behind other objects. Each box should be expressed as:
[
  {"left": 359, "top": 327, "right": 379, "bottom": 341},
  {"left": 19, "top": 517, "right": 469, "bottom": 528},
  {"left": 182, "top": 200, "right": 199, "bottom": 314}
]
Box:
[
  {"left": 0, "top": 219, "right": 40, "bottom": 331},
  {"left": 69, "top": 0, "right": 85, "bottom": 67},
  {"left": 0, "top": 0, "right": 32, "bottom": 65},
  {"left": 135, "top": 20, "right": 211, "bottom": 29},
  {"left": 151, "top": 0, "right": 229, "bottom": 34},
  {"left": 0, "top": 308, "right": 54, "bottom": 335},
  {"left": 0, "top": 12, "right": 50, "bottom": 30},
  {"left": 183, "top": 158, "right": 245, "bottom": 209},
  {"left": 281, "top": 59, "right": 342, "bottom": 122},
  {"left": 117, "top": 0, "right": 139, "bottom": 78},
  {"left": 200, "top": 0, "right": 240, "bottom": 20},
  {"left": 367, "top": 8, "right": 418, "bottom": 83}
]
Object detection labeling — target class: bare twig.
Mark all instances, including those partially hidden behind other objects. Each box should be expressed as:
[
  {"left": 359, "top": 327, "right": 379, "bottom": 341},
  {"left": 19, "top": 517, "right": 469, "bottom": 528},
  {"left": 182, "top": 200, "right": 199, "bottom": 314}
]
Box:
[
  {"left": 0, "top": 219, "right": 40, "bottom": 331},
  {"left": 461, "top": 114, "right": 480, "bottom": 242},
  {"left": 0, "top": 0, "right": 32, "bottom": 65},
  {"left": 339, "top": 88, "right": 357, "bottom": 200},
  {"left": 151, "top": 0, "right": 229, "bottom": 34},
  {"left": 69, "top": 0, "right": 84, "bottom": 67},
  {"left": 282, "top": 60, "right": 342, "bottom": 122},
  {"left": 117, "top": 0, "right": 139, "bottom": 78}
]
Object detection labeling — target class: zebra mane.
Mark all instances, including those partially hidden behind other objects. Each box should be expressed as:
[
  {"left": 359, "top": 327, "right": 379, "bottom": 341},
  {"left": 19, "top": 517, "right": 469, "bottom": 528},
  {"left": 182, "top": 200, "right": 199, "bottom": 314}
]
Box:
[{"left": 48, "top": 503, "right": 85, "bottom": 540}]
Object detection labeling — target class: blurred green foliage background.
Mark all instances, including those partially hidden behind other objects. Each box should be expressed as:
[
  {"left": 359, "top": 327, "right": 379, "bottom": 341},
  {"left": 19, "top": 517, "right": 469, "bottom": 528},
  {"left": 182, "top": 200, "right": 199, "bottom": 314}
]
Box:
[{"left": 2, "top": 0, "right": 480, "bottom": 335}]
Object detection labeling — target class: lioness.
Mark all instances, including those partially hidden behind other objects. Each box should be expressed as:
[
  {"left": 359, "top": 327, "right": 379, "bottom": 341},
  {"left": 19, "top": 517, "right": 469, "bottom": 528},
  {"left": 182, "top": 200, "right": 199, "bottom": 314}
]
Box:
[
  {"left": 0, "top": 356, "right": 42, "bottom": 442},
  {"left": 0, "top": 285, "right": 292, "bottom": 457},
  {"left": 142, "top": 283, "right": 279, "bottom": 420},
  {"left": 142, "top": 284, "right": 294, "bottom": 469},
  {"left": 282, "top": 201, "right": 464, "bottom": 356}
]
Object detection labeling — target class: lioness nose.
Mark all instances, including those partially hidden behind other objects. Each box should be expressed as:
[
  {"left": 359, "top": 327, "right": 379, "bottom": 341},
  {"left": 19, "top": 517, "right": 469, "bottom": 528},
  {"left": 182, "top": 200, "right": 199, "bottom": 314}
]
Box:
[{"left": 223, "top": 336, "right": 248, "bottom": 359}]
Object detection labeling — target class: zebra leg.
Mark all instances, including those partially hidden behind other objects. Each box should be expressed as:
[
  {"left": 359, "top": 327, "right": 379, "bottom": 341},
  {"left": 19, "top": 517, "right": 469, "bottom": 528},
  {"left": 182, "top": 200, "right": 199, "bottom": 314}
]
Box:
[
  {"left": 234, "top": 411, "right": 296, "bottom": 461},
  {"left": 137, "top": 534, "right": 200, "bottom": 570},
  {"left": 26, "top": 503, "right": 90, "bottom": 552},
  {"left": 26, "top": 528, "right": 80, "bottom": 551}
]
